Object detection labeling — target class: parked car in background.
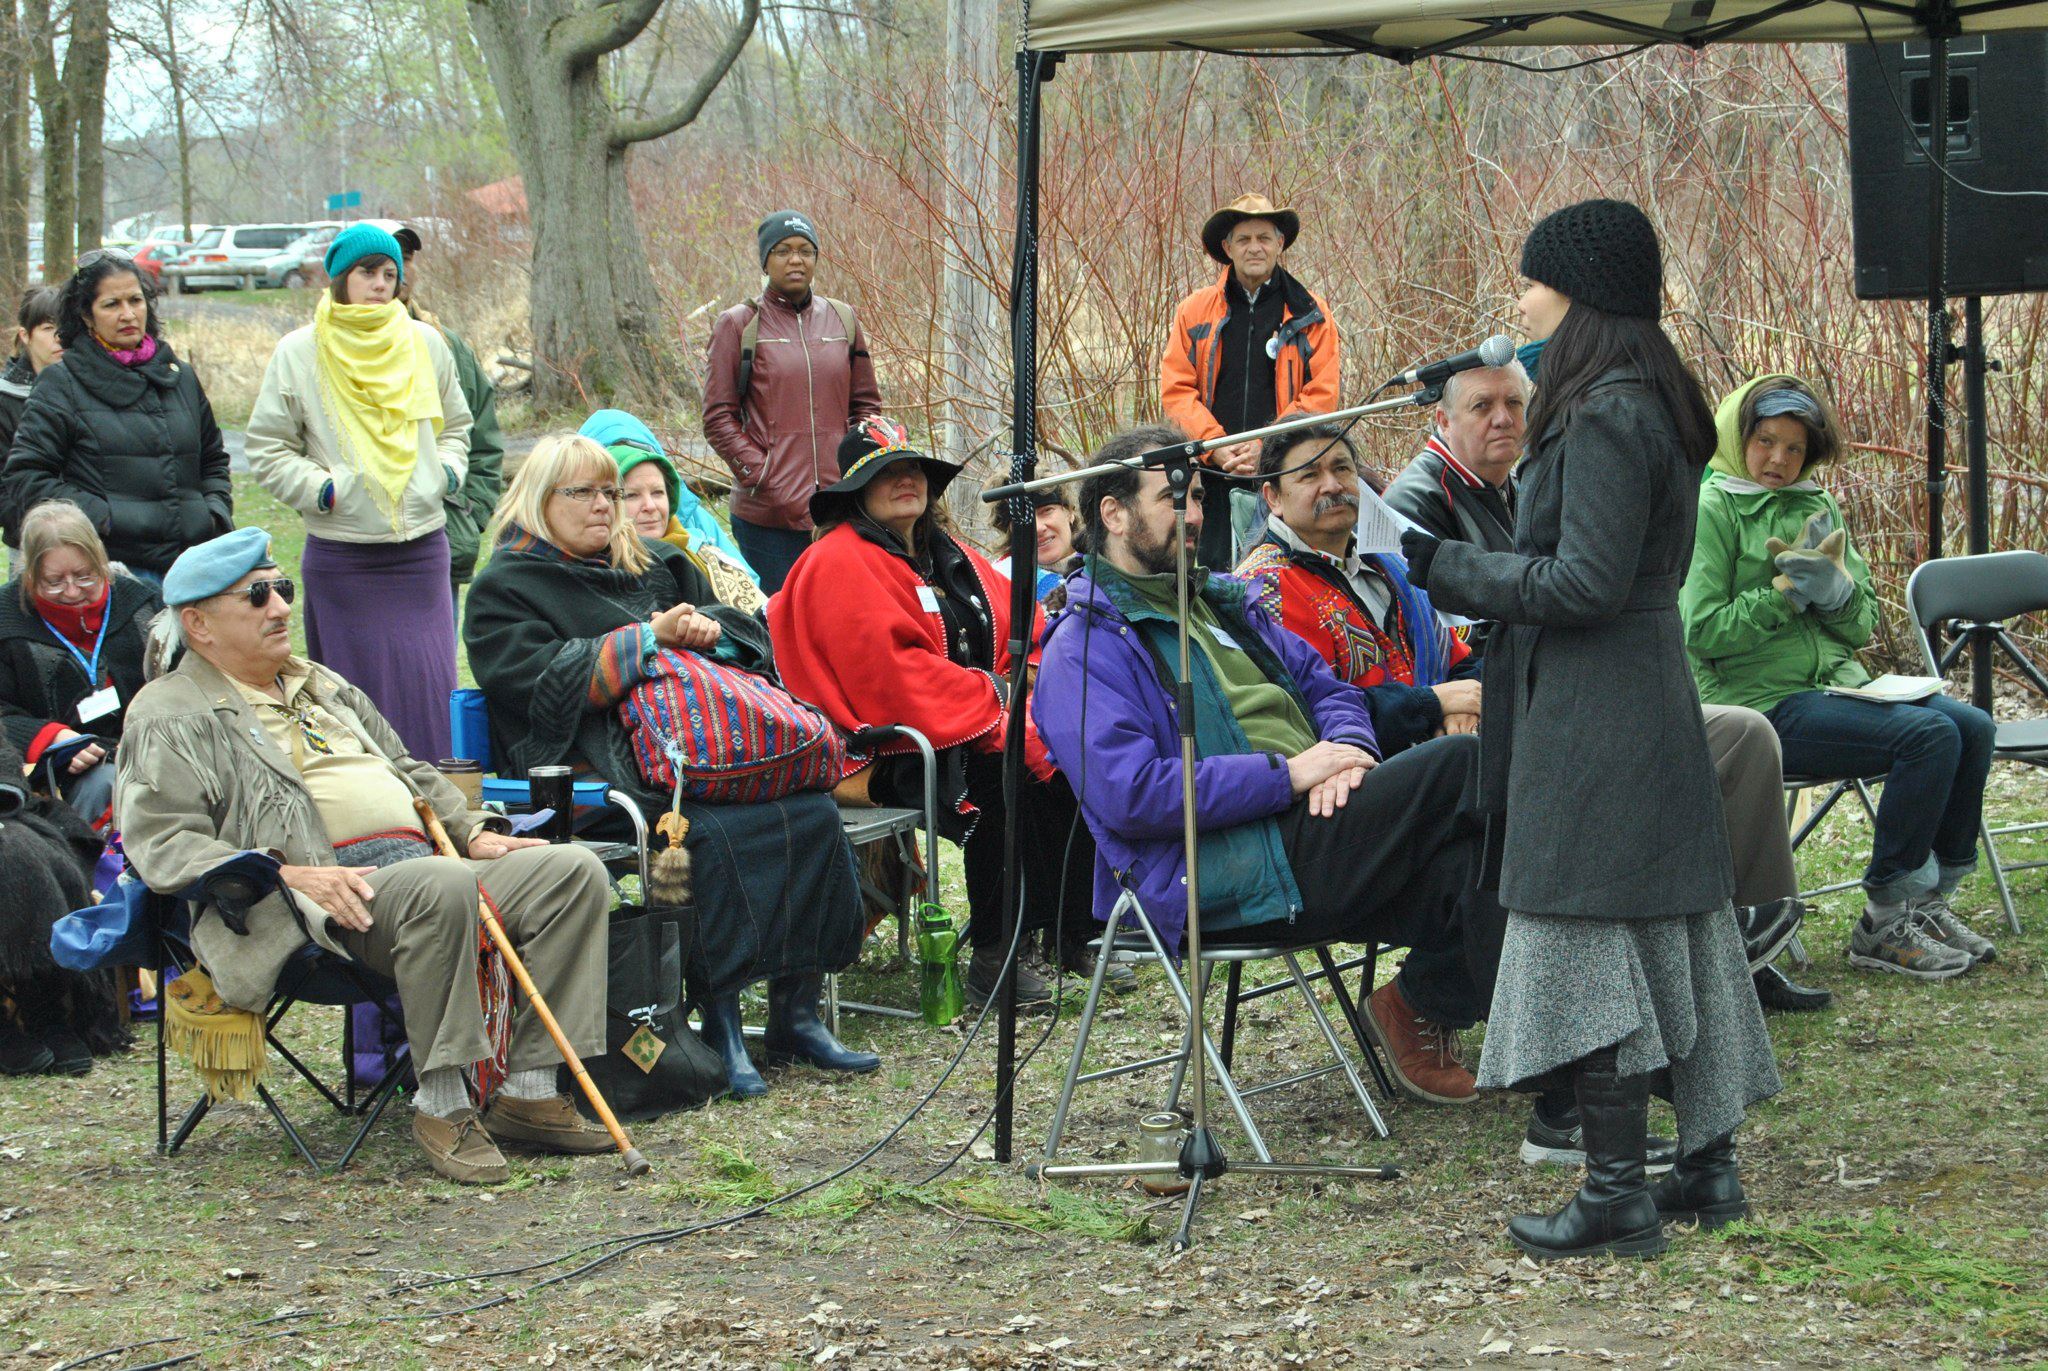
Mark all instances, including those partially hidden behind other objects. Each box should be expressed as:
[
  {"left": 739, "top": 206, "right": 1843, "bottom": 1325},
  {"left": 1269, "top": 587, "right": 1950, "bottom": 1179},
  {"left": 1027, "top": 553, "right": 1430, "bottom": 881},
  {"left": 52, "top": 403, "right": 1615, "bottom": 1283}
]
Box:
[
  {"left": 168, "top": 222, "right": 322, "bottom": 292},
  {"left": 131, "top": 226, "right": 211, "bottom": 283},
  {"left": 253, "top": 224, "right": 341, "bottom": 288}
]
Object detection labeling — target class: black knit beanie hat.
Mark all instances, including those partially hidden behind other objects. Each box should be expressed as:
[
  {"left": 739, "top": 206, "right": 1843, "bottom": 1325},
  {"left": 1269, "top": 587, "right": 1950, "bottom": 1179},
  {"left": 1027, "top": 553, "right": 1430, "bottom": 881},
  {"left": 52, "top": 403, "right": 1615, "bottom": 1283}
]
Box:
[
  {"left": 1519, "top": 199, "right": 1663, "bottom": 320},
  {"left": 756, "top": 210, "right": 820, "bottom": 269}
]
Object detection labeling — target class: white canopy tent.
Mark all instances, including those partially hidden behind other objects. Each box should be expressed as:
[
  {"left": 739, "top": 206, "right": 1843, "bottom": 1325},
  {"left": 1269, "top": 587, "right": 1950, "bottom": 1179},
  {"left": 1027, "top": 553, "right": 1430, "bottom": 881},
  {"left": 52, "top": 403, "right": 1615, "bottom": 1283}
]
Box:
[{"left": 985, "top": 0, "right": 2048, "bottom": 1163}]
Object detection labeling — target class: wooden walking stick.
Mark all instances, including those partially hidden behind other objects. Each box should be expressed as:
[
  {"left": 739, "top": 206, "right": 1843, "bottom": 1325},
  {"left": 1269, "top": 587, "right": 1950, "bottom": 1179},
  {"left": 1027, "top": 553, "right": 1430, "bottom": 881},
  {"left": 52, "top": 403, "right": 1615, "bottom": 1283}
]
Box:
[{"left": 413, "top": 798, "right": 651, "bottom": 1176}]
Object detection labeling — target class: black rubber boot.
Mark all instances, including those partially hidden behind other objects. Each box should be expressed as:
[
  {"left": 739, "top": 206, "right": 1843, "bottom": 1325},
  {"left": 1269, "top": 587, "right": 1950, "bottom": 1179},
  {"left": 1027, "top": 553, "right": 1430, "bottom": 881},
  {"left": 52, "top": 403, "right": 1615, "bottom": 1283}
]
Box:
[
  {"left": 1508, "top": 1048, "right": 1668, "bottom": 1261},
  {"left": 0, "top": 1020, "right": 52, "bottom": 1076},
  {"left": 696, "top": 993, "right": 768, "bottom": 1099},
  {"left": 763, "top": 975, "right": 880, "bottom": 1073},
  {"left": 1651, "top": 1133, "right": 1749, "bottom": 1229}
]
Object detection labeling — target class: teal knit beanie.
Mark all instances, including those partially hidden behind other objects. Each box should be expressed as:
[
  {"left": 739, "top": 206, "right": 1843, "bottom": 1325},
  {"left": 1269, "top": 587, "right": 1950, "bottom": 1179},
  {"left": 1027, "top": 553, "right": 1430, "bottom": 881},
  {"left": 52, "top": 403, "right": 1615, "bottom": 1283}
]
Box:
[{"left": 324, "top": 223, "right": 405, "bottom": 287}]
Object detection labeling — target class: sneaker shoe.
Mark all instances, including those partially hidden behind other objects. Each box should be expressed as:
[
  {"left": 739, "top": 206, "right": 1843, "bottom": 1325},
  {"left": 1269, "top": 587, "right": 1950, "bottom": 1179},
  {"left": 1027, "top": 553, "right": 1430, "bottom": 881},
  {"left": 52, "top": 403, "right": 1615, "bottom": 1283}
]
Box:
[
  {"left": 33, "top": 1025, "right": 92, "bottom": 1076},
  {"left": 1361, "top": 979, "right": 1476, "bottom": 1105},
  {"left": 413, "top": 1107, "right": 511, "bottom": 1184},
  {"left": 1735, "top": 898, "right": 1806, "bottom": 973},
  {"left": 1847, "top": 909, "right": 1972, "bottom": 981},
  {"left": 966, "top": 943, "right": 1055, "bottom": 1010},
  {"left": 1912, "top": 895, "right": 1996, "bottom": 965},
  {"left": 1518, "top": 1103, "right": 1677, "bottom": 1175},
  {"left": 481, "top": 1093, "right": 616, "bottom": 1154}
]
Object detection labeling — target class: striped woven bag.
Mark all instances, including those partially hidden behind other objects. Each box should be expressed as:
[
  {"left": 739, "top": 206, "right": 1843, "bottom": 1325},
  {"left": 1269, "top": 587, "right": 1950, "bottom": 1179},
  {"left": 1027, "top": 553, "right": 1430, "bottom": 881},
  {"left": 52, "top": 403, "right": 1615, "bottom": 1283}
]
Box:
[{"left": 619, "top": 648, "right": 848, "bottom": 805}]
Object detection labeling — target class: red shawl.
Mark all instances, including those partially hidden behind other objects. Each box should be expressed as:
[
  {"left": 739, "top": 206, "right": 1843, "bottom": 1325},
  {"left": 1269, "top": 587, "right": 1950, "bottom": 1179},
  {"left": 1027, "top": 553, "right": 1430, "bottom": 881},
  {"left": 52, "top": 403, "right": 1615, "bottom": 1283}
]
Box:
[{"left": 769, "top": 522, "right": 1052, "bottom": 777}]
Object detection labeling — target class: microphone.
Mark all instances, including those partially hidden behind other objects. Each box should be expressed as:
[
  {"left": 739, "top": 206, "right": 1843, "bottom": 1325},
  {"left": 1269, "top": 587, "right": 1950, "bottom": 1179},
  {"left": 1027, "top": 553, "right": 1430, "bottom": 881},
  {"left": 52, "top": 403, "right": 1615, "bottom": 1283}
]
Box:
[{"left": 1388, "top": 334, "right": 1518, "bottom": 389}]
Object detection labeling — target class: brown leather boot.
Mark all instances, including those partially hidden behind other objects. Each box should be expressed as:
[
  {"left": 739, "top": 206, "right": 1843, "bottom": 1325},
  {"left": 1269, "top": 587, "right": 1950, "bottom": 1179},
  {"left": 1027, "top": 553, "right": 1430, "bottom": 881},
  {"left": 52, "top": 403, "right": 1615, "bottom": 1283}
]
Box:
[
  {"left": 412, "top": 1107, "right": 511, "bottom": 1184},
  {"left": 1363, "top": 978, "right": 1477, "bottom": 1105},
  {"left": 480, "top": 1093, "right": 617, "bottom": 1154}
]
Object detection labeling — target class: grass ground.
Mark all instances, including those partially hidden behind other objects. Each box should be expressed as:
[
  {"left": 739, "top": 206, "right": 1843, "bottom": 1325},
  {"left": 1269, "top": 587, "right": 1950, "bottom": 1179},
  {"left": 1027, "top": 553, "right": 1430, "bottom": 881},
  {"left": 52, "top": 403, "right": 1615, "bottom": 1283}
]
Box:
[{"left": 5, "top": 490, "right": 2045, "bottom": 1368}]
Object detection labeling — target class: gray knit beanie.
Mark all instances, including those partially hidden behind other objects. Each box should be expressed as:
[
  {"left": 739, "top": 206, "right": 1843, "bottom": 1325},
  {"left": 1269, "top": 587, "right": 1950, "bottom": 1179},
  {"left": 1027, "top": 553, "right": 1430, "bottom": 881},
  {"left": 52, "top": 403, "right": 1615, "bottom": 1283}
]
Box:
[{"left": 756, "top": 210, "right": 820, "bottom": 269}]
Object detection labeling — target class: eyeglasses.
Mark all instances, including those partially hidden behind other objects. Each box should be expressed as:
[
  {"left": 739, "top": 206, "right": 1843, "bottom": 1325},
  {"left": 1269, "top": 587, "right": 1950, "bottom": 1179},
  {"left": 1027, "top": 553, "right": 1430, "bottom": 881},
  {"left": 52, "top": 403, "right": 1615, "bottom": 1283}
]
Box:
[
  {"left": 216, "top": 577, "right": 295, "bottom": 609},
  {"left": 554, "top": 485, "right": 623, "bottom": 505},
  {"left": 767, "top": 245, "right": 818, "bottom": 261},
  {"left": 35, "top": 572, "right": 104, "bottom": 595}
]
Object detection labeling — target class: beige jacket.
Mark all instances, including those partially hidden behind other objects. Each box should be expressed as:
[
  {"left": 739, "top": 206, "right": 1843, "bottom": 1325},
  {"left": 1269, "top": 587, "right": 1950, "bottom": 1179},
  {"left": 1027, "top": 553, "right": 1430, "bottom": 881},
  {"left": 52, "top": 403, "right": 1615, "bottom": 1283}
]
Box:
[
  {"left": 115, "top": 650, "right": 503, "bottom": 1011},
  {"left": 244, "top": 320, "right": 473, "bottom": 544}
]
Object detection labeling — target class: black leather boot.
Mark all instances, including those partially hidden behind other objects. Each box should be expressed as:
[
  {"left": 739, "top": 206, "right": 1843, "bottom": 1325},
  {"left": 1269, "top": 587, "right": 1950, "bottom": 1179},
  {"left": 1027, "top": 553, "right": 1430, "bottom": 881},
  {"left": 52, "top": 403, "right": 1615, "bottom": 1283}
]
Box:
[
  {"left": 764, "top": 975, "right": 880, "bottom": 1073},
  {"left": 1651, "top": 1133, "right": 1749, "bottom": 1229},
  {"left": 696, "top": 993, "right": 767, "bottom": 1099},
  {"left": 1508, "top": 1048, "right": 1668, "bottom": 1261},
  {"left": 1753, "top": 964, "right": 1832, "bottom": 1013}
]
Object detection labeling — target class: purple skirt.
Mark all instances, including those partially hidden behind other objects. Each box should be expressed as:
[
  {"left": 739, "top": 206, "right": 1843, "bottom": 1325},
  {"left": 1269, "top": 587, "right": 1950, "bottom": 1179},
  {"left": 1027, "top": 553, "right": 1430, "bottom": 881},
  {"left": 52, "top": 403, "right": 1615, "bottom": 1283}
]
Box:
[{"left": 301, "top": 530, "right": 456, "bottom": 763}]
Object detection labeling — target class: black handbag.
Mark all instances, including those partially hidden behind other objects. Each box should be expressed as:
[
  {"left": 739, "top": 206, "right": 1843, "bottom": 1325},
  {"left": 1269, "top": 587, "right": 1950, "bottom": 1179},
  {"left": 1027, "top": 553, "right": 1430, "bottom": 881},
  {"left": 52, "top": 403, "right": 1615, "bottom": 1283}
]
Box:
[{"left": 571, "top": 902, "right": 726, "bottom": 1121}]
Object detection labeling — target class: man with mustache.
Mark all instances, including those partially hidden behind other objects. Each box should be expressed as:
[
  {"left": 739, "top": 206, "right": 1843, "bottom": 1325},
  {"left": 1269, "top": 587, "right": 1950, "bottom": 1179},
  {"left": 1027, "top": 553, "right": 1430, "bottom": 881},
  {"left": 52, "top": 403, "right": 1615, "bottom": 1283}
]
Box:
[
  {"left": 1236, "top": 423, "right": 1482, "bottom": 756},
  {"left": 117, "top": 527, "right": 616, "bottom": 1184},
  {"left": 1161, "top": 195, "right": 1339, "bottom": 571},
  {"left": 1033, "top": 426, "right": 1493, "bottom": 1109}
]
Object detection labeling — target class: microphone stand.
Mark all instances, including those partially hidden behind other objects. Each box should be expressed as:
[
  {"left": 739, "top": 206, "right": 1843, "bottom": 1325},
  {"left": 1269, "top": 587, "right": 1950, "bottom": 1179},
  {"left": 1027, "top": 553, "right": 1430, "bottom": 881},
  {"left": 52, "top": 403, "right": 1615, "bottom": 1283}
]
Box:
[{"left": 985, "top": 388, "right": 1431, "bottom": 1249}]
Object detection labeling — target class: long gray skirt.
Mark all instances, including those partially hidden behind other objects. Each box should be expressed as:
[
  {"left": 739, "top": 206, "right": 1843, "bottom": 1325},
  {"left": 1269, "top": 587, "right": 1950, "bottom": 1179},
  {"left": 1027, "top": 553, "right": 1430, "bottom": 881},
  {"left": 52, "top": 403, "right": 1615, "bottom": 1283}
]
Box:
[{"left": 1477, "top": 904, "right": 1781, "bottom": 1154}]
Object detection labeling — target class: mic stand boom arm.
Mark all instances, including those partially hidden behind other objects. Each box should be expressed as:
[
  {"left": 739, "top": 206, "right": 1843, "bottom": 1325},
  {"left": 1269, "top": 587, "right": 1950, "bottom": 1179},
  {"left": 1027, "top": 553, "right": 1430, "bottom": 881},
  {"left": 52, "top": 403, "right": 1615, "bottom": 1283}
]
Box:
[{"left": 982, "top": 389, "right": 1436, "bottom": 505}]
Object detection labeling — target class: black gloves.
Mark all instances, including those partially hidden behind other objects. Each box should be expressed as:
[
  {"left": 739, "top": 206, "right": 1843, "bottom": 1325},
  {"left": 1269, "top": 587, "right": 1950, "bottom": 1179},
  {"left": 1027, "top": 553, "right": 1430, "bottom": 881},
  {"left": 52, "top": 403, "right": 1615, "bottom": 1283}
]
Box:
[{"left": 1399, "top": 527, "right": 1442, "bottom": 586}]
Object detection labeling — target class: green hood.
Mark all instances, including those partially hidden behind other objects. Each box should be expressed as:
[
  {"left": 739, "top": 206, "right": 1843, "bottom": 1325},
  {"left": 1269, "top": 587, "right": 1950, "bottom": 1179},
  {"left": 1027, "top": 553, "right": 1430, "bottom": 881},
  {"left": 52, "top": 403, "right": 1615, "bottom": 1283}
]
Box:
[
  {"left": 1709, "top": 373, "right": 1800, "bottom": 483},
  {"left": 607, "top": 441, "right": 680, "bottom": 511}
]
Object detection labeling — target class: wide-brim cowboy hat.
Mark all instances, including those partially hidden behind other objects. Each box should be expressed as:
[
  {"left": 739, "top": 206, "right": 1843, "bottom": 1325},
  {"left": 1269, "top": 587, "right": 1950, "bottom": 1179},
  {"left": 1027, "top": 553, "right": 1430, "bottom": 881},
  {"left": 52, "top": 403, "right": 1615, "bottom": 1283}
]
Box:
[
  {"left": 810, "top": 416, "right": 961, "bottom": 525},
  {"left": 1201, "top": 193, "right": 1301, "bottom": 265}
]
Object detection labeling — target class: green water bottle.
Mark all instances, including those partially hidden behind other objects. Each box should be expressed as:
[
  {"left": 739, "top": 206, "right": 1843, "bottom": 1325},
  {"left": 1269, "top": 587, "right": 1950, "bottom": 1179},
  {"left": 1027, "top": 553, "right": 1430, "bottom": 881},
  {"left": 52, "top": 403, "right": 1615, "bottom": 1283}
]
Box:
[{"left": 916, "top": 901, "right": 965, "bottom": 1027}]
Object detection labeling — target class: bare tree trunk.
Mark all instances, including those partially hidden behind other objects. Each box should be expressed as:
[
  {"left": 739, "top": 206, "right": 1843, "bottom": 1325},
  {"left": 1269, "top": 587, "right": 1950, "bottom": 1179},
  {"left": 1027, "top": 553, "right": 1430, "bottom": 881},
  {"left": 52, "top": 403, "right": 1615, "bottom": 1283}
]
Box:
[
  {"left": 939, "top": 0, "right": 1000, "bottom": 531},
  {"left": 26, "top": 0, "right": 71, "bottom": 280},
  {"left": 0, "top": 0, "right": 28, "bottom": 298},
  {"left": 157, "top": 0, "right": 193, "bottom": 238},
  {"left": 67, "top": 0, "right": 105, "bottom": 250},
  {"left": 468, "top": 0, "right": 757, "bottom": 411}
]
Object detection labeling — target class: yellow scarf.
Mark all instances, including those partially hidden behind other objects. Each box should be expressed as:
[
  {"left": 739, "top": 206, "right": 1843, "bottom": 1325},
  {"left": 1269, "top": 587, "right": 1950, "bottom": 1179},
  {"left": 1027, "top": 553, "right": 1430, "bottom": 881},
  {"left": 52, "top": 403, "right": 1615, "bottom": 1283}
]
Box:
[{"left": 312, "top": 294, "right": 443, "bottom": 522}]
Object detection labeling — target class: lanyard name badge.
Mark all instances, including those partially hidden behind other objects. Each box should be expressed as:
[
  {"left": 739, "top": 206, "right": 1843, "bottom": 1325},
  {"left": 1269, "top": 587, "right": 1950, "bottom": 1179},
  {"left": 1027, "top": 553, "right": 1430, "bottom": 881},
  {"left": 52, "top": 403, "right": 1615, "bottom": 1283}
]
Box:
[{"left": 42, "top": 610, "right": 119, "bottom": 723}]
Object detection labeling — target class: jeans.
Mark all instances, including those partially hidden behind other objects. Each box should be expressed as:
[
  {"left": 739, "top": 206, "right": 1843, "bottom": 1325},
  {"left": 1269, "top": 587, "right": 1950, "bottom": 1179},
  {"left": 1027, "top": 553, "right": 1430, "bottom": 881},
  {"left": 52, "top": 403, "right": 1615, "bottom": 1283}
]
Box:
[
  {"left": 1766, "top": 689, "right": 1995, "bottom": 902},
  {"left": 731, "top": 517, "right": 814, "bottom": 595}
]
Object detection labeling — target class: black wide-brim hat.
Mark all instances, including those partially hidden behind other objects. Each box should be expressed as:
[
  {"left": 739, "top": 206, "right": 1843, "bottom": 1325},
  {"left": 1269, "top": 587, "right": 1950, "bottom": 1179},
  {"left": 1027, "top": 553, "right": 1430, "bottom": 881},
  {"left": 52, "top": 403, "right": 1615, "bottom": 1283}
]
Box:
[
  {"left": 810, "top": 417, "right": 960, "bottom": 524},
  {"left": 1201, "top": 193, "right": 1301, "bottom": 265}
]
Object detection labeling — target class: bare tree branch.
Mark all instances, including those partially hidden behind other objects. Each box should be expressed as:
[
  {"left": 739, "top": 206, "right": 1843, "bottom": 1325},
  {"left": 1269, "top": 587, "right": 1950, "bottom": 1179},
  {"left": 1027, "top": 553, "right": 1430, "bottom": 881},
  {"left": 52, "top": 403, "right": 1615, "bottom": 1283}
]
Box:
[
  {"left": 609, "top": 0, "right": 759, "bottom": 147},
  {"left": 552, "top": 0, "right": 666, "bottom": 70}
]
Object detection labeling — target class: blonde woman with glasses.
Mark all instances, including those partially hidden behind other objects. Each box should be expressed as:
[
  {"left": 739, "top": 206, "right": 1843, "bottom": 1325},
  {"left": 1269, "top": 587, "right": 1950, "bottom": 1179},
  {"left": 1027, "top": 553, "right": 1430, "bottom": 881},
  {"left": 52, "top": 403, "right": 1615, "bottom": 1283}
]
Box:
[
  {"left": 464, "top": 434, "right": 870, "bottom": 1101},
  {"left": 0, "top": 500, "right": 159, "bottom": 827}
]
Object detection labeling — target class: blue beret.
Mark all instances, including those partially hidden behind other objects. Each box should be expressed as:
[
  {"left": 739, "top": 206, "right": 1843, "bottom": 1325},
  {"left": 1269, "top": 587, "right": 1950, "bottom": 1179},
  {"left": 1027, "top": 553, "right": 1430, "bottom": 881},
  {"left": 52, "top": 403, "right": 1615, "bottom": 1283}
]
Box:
[
  {"left": 163, "top": 528, "right": 277, "bottom": 607},
  {"left": 324, "top": 223, "right": 405, "bottom": 287}
]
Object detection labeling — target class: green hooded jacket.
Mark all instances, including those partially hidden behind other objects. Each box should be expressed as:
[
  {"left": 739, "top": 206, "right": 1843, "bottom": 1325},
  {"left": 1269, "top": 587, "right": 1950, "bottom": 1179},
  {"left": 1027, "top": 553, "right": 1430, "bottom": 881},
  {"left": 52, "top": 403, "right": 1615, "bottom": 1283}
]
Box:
[
  {"left": 437, "top": 325, "right": 505, "bottom": 582},
  {"left": 1680, "top": 374, "right": 1878, "bottom": 712}
]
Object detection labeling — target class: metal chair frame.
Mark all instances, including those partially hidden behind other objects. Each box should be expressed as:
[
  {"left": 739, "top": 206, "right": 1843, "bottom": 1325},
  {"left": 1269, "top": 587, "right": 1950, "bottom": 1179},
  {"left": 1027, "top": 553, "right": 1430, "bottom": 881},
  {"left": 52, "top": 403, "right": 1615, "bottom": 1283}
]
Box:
[
  {"left": 1043, "top": 891, "right": 1393, "bottom": 1168},
  {"left": 827, "top": 725, "right": 940, "bottom": 1031},
  {"left": 1905, "top": 551, "right": 2048, "bottom": 935},
  {"left": 155, "top": 912, "right": 412, "bottom": 1174}
]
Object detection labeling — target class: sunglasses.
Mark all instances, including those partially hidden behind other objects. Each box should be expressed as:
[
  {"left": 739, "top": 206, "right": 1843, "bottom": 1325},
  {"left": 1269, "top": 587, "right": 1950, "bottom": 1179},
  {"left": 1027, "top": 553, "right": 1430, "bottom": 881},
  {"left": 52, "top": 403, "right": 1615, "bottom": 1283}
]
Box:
[
  {"left": 217, "top": 577, "right": 295, "bottom": 608},
  {"left": 76, "top": 248, "right": 138, "bottom": 270}
]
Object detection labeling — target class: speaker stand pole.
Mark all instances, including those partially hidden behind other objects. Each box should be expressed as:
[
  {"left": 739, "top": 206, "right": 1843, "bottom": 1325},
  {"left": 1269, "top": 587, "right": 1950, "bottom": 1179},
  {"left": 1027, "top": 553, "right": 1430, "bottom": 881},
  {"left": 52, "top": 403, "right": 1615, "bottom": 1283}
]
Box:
[
  {"left": 1960, "top": 295, "right": 1996, "bottom": 714},
  {"left": 1921, "top": 18, "right": 1952, "bottom": 589}
]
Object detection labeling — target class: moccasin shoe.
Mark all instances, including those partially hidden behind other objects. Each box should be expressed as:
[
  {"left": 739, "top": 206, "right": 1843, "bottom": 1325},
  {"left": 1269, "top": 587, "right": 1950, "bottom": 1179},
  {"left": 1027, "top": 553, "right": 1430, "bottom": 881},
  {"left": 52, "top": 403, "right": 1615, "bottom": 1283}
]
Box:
[
  {"left": 481, "top": 1093, "right": 616, "bottom": 1154},
  {"left": 1363, "top": 979, "right": 1477, "bottom": 1105},
  {"left": 413, "top": 1107, "right": 511, "bottom": 1184}
]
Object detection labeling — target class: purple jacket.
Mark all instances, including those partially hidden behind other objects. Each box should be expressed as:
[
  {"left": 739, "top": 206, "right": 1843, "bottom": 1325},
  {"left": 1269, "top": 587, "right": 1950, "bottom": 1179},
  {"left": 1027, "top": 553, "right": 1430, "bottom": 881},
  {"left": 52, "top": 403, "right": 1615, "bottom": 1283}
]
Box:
[{"left": 1031, "top": 564, "right": 1378, "bottom": 951}]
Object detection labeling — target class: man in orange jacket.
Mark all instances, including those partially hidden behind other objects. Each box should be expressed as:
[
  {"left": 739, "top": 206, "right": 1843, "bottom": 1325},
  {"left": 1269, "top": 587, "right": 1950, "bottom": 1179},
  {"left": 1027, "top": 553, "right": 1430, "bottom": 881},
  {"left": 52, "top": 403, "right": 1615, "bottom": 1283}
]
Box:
[{"left": 1160, "top": 193, "right": 1340, "bottom": 569}]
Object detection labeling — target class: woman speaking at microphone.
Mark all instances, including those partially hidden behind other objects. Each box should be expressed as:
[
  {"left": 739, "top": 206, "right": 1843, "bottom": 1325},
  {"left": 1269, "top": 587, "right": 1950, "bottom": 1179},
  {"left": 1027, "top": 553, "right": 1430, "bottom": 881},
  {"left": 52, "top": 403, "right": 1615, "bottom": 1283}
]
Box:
[{"left": 1400, "top": 199, "right": 1779, "bottom": 1261}]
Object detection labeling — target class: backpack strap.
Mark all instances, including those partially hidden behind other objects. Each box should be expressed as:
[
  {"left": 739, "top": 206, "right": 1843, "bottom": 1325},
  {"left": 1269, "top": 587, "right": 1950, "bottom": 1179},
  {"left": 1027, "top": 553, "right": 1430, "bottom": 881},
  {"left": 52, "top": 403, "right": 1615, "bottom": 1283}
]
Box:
[{"left": 734, "top": 297, "right": 862, "bottom": 404}]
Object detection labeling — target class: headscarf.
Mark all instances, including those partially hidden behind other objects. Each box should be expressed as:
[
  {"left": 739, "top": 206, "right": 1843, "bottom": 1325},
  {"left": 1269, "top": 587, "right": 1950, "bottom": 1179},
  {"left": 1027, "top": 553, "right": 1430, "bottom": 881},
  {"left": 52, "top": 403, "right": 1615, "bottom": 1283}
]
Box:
[{"left": 311, "top": 293, "right": 443, "bottom": 521}]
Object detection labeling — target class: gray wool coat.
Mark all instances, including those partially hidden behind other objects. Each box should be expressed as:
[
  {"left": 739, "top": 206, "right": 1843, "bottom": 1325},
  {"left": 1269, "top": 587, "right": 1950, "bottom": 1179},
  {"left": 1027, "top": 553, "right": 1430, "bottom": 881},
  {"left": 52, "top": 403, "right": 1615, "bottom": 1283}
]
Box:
[{"left": 1418, "top": 369, "right": 1734, "bottom": 922}]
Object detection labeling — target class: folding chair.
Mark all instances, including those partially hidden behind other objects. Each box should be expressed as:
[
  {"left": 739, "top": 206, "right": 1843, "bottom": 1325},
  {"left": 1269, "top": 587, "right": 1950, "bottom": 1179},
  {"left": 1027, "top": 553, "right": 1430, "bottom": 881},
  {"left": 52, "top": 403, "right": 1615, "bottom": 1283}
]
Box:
[
  {"left": 1043, "top": 890, "right": 1393, "bottom": 1167},
  {"left": 1784, "top": 772, "right": 1886, "bottom": 903},
  {"left": 152, "top": 863, "right": 412, "bottom": 1174},
  {"left": 1906, "top": 550, "right": 2048, "bottom": 934},
  {"left": 829, "top": 724, "right": 939, "bottom": 1028}
]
